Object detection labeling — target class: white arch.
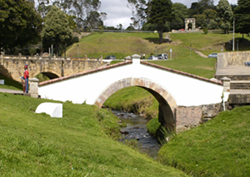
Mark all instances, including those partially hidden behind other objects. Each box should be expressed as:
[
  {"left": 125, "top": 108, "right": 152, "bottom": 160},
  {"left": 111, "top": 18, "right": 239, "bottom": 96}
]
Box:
[{"left": 95, "top": 77, "right": 177, "bottom": 112}]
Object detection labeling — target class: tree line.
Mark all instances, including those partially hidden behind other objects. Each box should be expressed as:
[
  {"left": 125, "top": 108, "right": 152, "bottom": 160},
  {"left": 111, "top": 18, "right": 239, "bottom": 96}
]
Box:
[
  {"left": 0, "top": 0, "right": 250, "bottom": 55},
  {"left": 128, "top": 0, "right": 250, "bottom": 43}
]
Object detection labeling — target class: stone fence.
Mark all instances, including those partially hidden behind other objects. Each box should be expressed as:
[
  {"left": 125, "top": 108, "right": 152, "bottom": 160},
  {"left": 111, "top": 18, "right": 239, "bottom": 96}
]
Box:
[
  {"left": 0, "top": 54, "right": 103, "bottom": 61},
  {"left": 218, "top": 51, "right": 250, "bottom": 68}
]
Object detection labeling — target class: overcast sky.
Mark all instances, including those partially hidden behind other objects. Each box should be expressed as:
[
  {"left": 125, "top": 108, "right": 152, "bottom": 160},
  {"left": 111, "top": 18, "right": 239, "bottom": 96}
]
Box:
[{"left": 99, "top": 0, "right": 238, "bottom": 28}]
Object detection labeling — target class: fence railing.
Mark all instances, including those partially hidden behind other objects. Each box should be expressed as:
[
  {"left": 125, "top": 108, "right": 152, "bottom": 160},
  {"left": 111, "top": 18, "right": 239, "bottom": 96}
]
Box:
[
  {"left": 0, "top": 55, "right": 102, "bottom": 61},
  {"left": 90, "top": 29, "right": 155, "bottom": 33}
]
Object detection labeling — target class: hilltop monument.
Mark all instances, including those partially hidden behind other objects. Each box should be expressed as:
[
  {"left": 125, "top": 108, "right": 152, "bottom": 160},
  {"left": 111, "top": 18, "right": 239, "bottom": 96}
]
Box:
[{"left": 185, "top": 18, "right": 196, "bottom": 31}]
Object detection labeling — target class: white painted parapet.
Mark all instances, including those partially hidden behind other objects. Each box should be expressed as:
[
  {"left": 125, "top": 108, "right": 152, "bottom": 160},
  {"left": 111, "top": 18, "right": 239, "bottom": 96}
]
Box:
[
  {"left": 38, "top": 60, "right": 224, "bottom": 107},
  {"left": 35, "top": 102, "right": 63, "bottom": 118}
]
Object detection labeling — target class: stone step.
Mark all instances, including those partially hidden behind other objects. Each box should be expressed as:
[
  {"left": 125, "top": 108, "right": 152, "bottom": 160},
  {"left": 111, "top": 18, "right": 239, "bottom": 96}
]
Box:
[
  {"left": 229, "top": 89, "right": 250, "bottom": 105},
  {"left": 216, "top": 75, "right": 250, "bottom": 81},
  {"left": 230, "top": 81, "right": 250, "bottom": 90}
]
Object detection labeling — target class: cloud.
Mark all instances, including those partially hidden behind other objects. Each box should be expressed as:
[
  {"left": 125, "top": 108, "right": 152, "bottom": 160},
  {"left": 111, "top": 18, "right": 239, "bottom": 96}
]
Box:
[{"left": 100, "top": 0, "right": 238, "bottom": 29}]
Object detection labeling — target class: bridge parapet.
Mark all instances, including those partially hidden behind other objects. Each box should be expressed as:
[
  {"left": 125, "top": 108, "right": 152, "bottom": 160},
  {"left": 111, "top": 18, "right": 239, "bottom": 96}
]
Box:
[
  {"left": 0, "top": 55, "right": 102, "bottom": 61},
  {"left": 0, "top": 54, "right": 105, "bottom": 82}
]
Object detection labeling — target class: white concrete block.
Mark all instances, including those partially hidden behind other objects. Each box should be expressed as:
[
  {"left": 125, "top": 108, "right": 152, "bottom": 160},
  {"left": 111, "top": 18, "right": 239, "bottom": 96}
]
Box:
[{"left": 35, "top": 102, "right": 63, "bottom": 118}]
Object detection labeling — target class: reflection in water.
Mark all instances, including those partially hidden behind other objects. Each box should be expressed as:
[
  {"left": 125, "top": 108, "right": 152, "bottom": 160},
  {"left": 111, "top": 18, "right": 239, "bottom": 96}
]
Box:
[{"left": 112, "top": 110, "right": 160, "bottom": 158}]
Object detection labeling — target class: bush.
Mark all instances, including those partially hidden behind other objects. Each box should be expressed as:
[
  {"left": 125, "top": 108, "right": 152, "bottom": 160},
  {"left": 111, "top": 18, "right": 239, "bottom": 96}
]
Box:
[
  {"left": 203, "top": 27, "right": 208, "bottom": 34},
  {"left": 146, "top": 117, "right": 161, "bottom": 136}
]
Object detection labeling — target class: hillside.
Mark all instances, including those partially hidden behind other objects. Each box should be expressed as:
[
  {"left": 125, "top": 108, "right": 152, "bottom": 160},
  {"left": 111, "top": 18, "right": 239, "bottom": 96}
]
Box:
[
  {"left": 0, "top": 74, "right": 22, "bottom": 90},
  {"left": 67, "top": 32, "right": 250, "bottom": 60},
  {"left": 0, "top": 92, "right": 188, "bottom": 176},
  {"left": 159, "top": 106, "right": 250, "bottom": 176}
]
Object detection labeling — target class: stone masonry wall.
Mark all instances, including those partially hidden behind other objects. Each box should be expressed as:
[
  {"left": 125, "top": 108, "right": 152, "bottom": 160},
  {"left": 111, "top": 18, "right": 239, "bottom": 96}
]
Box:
[
  {"left": 0, "top": 56, "right": 104, "bottom": 82},
  {"left": 176, "top": 103, "right": 224, "bottom": 132},
  {"left": 219, "top": 51, "right": 250, "bottom": 67}
]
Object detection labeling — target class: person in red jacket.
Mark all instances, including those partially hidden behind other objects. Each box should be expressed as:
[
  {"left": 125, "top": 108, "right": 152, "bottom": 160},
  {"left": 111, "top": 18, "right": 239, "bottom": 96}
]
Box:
[{"left": 21, "top": 64, "right": 29, "bottom": 93}]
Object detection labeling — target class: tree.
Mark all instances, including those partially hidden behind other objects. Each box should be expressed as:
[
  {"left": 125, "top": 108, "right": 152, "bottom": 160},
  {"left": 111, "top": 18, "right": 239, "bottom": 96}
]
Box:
[
  {"left": 0, "top": 0, "right": 43, "bottom": 53},
  {"left": 84, "top": 11, "right": 105, "bottom": 29},
  {"left": 203, "top": 9, "right": 217, "bottom": 19},
  {"left": 171, "top": 3, "right": 188, "bottom": 30},
  {"left": 41, "top": 6, "right": 73, "bottom": 56},
  {"left": 193, "top": 14, "right": 206, "bottom": 28},
  {"left": 234, "top": 0, "right": 250, "bottom": 37},
  {"left": 36, "top": 0, "right": 103, "bottom": 28},
  {"left": 147, "top": 0, "right": 172, "bottom": 43},
  {"left": 189, "top": 1, "right": 215, "bottom": 17},
  {"left": 127, "top": 0, "right": 147, "bottom": 29},
  {"left": 198, "top": 0, "right": 215, "bottom": 12},
  {"left": 188, "top": 2, "right": 200, "bottom": 17},
  {"left": 216, "top": 0, "right": 233, "bottom": 34},
  {"left": 202, "top": 9, "right": 218, "bottom": 29}
]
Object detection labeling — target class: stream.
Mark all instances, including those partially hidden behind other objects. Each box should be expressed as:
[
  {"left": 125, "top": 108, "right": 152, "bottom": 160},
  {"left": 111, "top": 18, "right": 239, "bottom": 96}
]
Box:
[{"left": 112, "top": 110, "right": 160, "bottom": 159}]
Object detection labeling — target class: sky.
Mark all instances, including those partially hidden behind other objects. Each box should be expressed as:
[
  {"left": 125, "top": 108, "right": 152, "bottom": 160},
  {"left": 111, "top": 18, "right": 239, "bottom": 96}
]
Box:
[{"left": 99, "top": 0, "right": 238, "bottom": 29}]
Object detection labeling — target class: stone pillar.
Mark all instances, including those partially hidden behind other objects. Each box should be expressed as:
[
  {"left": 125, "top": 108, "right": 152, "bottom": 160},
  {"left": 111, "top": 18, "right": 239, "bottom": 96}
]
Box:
[
  {"left": 29, "top": 78, "right": 39, "bottom": 98},
  {"left": 132, "top": 54, "right": 140, "bottom": 64},
  {"left": 221, "top": 77, "right": 231, "bottom": 92},
  {"left": 100, "top": 55, "right": 103, "bottom": 64}
]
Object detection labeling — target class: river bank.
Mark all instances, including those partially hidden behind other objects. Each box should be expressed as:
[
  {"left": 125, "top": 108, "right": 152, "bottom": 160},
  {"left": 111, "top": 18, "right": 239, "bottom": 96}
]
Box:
[{"left": 112, "top": 110, "right": 160, "bottom": 159}]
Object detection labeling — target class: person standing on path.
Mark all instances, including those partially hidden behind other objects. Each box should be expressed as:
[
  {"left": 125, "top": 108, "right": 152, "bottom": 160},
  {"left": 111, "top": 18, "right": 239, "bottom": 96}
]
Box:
[{"left": 21, "top": 64, "right": 29, "bottom": 93}]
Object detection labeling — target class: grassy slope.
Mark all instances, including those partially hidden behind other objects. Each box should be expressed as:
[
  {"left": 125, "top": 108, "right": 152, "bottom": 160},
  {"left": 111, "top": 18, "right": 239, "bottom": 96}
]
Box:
[
  {"left": 158, "top": 106, "right": 250, "bottom": 177},
  {"left": 67, "top": 32, "right": 162, "bottom": 59},
  {"left": 0, "top": 74, "right": 22, "bottom": 90},
  {"left": 0, "top": 92, "right": 187, "bottom": 177},
  {"left": 169, "top": 33, "right": 250, "bottom": 55}
]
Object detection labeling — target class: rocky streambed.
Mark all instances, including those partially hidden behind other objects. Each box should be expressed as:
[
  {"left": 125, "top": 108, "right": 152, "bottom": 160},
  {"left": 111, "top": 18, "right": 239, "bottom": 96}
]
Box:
[{"left": 112, "top": 110, "right": 160, "bottom": 158}]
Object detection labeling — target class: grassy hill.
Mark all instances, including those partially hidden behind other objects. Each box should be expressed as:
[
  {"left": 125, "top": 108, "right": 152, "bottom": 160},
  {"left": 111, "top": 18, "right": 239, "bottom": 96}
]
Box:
[
  {"left": 0, "top": 74, "right": 22, "bottom": 90},
  {"left": 67, "top": 32, "right": 250, "bottom": 59},
  {"left": 158, "top": 106, "right": 250, "bottom": 176},
  {"left": 0, "top": 92, "right": 188, "bottom": 176}
]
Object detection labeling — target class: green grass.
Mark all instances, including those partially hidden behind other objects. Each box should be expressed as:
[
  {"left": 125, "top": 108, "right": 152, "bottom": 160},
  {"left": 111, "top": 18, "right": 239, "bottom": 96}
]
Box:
[
  {"left": 67, "top": 32, "right": 161, "bottom": 59},
  {"left": 149, "top": 46, "right": 216, "bottom": 79},
  {"left": 158, "top": 106, "right": 250, "bottom": 177},
  {"left": 103, "top": 87, "right": 159, "bottom": 119},
  {"left": 169, "top": 33, "right": 250, "bottom": 56},
  {"left": 0, "top": 74, "right": 22, "bottom": 90},
  {"left": 0, "top": 92, "right": 188, "bottom": 176}
]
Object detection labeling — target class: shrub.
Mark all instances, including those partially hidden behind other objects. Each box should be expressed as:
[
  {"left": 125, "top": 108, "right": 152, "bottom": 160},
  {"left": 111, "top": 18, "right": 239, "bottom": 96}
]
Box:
[{"left": 203, "top": 27, "right": 208, "bottom": 34}]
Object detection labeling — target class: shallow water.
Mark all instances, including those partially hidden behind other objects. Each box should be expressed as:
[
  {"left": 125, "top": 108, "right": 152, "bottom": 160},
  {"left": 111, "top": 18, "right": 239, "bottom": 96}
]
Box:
[{"left": 112, "top": 110, "right": 160, "bottom": 158}]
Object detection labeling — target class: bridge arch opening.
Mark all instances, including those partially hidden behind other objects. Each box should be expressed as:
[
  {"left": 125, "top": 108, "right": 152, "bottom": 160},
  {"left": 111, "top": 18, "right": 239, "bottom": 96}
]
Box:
[
  {"left": 34, "top": 72, "right": 60, "bottom": 81},
  {"left": 95, "top": 78, "right": 177, "bottom": 130}
]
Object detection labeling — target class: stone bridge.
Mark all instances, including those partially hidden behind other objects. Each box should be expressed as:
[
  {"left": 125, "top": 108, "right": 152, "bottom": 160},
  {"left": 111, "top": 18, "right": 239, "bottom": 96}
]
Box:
[
  {"left": 0, "top": 55, "right": 105, "bottom": 82},
  {"left": 37, "top": 54, "right": 229, "bottom": 132}
]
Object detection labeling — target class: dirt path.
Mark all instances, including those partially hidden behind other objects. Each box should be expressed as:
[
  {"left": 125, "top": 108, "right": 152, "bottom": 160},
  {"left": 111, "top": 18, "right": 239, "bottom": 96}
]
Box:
[
  {"left": 193, "top": 49, "right": 208, "bottom": 58},
  {"left": 180, "top": 45, "right": 208, "bottom": 58}
]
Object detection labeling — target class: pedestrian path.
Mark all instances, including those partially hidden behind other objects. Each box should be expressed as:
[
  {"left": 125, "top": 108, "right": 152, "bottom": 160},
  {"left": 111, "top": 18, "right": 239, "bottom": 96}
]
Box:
[{"left": 0, "top": 88, "right": 30, "bottom": 96}]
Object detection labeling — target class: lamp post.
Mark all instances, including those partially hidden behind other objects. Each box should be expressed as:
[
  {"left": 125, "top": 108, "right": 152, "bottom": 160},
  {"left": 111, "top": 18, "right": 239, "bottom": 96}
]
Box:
[
  {"left": 170, "top": 49, "right": 172, "bottom": 60},
  {"left": 51, "top": 44, "right": 53, "bottom": 57},
  {"left": 77, "top": 44, "right": 79, "bottom": 58},
  {"left": 233, "top": 17, "right": 235, "bottom": 51},
  {"left": 190, "top": 45, "right": 192, "bottom": 58}
]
